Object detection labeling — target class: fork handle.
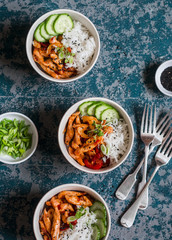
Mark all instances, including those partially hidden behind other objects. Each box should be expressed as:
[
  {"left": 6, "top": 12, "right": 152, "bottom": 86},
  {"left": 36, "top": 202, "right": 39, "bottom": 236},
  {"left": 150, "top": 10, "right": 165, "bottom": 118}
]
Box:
[
  {"left": 137, "top": 145, "right": 150, "bottom": 209},
  {"left": 116, "top": 159, "right": 144, "bottom": 200},
  {"left": 116, "top": 144, "right": 155, "bottom": 200},
  {"left": 120, "top": 165, "right": 159, "bottom": 228}
]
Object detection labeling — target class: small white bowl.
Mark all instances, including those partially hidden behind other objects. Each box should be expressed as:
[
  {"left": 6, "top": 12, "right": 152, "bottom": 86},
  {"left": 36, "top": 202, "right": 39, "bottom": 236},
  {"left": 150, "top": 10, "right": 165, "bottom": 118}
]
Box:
[
  {"left": 33, "top": 183, "right": 111, "bottom": 240},
  {"left": 155, "top": 60, "right": 172, "bottom": 97},
  {"left": 26, "top": 9, "right": 100, "bottom": 83},
  {"left": 58, "top": 97, "right": 134, "bottom": 174},
  {"left": 0, "top": 112, "right": 38, "bottom": 164}
]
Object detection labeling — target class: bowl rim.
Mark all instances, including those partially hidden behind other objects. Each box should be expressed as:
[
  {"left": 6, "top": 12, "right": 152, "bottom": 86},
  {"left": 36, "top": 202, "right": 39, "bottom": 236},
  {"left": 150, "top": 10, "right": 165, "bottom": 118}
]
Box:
[
  {"left": 0, "top": 112, "right": 38, "bottom": 164},
  {"left": 26, "top": 9, "right": 100, "bottom": 83},
  {"left": 58, "top": 97, "right": 134, "bottom": 174},
  {"left": 33, "top": 183, "right": 111, "bottom": 240},
  {"left": 155, "top": 59, "right": 172, "bottom": 97}
]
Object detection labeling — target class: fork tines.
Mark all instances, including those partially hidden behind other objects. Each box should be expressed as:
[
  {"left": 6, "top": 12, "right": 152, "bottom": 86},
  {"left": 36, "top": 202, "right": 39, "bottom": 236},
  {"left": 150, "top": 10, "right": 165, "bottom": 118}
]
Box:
[
  {"left": 156, "top": 113, "right": 172, "bottom": 136},
  {"left": 141, "top": 104, "right": 156, "bottom": 134},
  {"left": 158, "top": 128, "right": 172, "bottom": 158}
]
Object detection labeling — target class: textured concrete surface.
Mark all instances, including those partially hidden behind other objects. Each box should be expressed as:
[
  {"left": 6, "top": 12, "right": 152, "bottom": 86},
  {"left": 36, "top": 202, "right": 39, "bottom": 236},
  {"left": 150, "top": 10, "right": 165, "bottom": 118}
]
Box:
[{"left": 0, "top": 0, "right": 172, "bottom": 239}]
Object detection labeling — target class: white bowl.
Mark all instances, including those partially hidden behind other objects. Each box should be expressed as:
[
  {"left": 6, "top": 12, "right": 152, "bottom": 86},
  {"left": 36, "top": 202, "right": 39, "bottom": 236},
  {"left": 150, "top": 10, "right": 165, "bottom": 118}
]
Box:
[
  {"left": 26, "top": 9, "right": 100, "bottom": 83},
  {"left": 155, "top": 60, "right": 172, "bottom": 97},
  {"left": 33, "top": 183, "right": 111, "bottom": 240},
  {"left": 0, "top": 112, "right": 38, "bottom": 164},
  {"left": 58, "top": 97, "right": 134, "bottom": 174}
]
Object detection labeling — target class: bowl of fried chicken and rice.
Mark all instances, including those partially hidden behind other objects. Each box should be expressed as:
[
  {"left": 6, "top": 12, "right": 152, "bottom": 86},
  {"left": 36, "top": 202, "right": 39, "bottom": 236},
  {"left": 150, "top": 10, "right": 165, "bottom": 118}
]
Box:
[
  {"left": 26, "top": 9, "right": 100, "bottom": 83},
  {"left": 33, "top": 184, "right": 111, "bottom": 240}
]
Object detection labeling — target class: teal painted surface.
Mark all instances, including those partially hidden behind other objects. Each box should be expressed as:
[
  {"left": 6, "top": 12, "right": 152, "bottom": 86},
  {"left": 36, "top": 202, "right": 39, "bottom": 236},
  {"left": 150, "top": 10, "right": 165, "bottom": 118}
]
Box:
[{"left": 0, "top": 0, "right": 172, "bottom": 239}]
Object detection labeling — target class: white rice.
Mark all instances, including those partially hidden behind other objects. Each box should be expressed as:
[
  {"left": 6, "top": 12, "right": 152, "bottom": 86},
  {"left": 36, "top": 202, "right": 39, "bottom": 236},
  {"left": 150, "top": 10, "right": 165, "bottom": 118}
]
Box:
[
  {"left": 59, "top": 207, "right": 96, "bottom": 240},
  {"left": 103, "top": 119, "right": 129, "bottom": 163},
  {"left": 61, "top": 21, "right": 96, "bottom": 73}
]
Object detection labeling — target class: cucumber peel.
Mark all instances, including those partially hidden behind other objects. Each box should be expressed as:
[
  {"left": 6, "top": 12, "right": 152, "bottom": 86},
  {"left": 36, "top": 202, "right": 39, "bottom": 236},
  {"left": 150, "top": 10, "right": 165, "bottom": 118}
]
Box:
[
  {"left": 79, "top": 101, "right": 94, "bottom": 116},
  {"left": 54, "top": 14, "right": 74, "bottom": 34},
  {"left": 34, "top": 22, "right": 46, "bottom": 42}
]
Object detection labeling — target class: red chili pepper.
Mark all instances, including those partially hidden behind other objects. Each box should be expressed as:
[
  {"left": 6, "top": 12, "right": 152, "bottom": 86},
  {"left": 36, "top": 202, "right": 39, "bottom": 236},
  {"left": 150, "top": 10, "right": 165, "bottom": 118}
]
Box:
[
  {"left": 67, "top": 47, "right": 71, "bottom": 52},
  {"left": 95, "top": 146, "right": 99, "bottom": 154},
  {"left": 103, "top": 158, "right": 110, "bottom": 168},
  {"left": 69, "top": 211, "right": 76, "bottom": 216},
  {"left": 84, "top": 158, "right": 103, "bottom": 170},
  {"left": 95, "top": 152, "right": 101, "bottom": 159},
  {"left": 60, "top": 226, "right": 69, "bottom": 231},
  {"left": 50, "top": 36, "right": 56, "bottom": 42},
  {"left": 40, "top": 42, "right": 49, "bottom": 48},
  {"left": 60, "top": 223, "right": 69, "bottom": 231},
  {"left": 71, "top": 220, "right": 77, "bottom": 225}
]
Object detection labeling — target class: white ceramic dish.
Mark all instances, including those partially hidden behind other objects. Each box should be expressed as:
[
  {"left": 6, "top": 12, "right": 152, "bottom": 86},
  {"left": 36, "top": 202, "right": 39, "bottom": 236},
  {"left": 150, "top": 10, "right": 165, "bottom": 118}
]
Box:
[
  {"left": 0, "top": 112, "right": 38, "bottom": 164},
  {"left": 58, "top": 97, "right": 134, "bottom": 174},
  {"left": 33, "top": 184, "right": 111, "bottom": 240},
  {"left": 26, "top": 9, "right": 100, "bottom": 83},
  {"left": 155, "top": 60, "right": 172, "bottom": 97}
]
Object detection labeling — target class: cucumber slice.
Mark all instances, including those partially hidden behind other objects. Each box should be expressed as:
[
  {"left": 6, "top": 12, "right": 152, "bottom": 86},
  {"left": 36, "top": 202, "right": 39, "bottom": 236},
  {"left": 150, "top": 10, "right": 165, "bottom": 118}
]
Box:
[
  {"left": 90, "top": 201, "right": 107, "bottom": 219},
  {"left": 95, "top": 103, "right": 112, "bottom": 120},
  {"left": 95, "top": 219, "right": 107, "bottom": 238},
  {"left": 100, "top": 108, "right": 120, "bottom": 123},
  {"left": 93, "top": 209, "right": 105, "bottom": 220},
  {"left": 54, "top": 14, "right": 74, "bottom": 34},
  {"left": 45, "top": 14, "right": 58, "bottom": 35},
  {"left": 79, "top": 101, "right": 95, "bottom": 116},
  {"left": 93, "top": 209, "right": 107, "bottom": 227},
  {"left": 40, "top": 21, "right": 52, "bottom": 40},
  {"left": 87, "top": 102, "right": 102, "bottom": 116},
  {"left": 91, "top": 224, "right": 100, "bottom": 240},
  {"left": 34, "top": 23, "right": 46, "bottom": 42}
]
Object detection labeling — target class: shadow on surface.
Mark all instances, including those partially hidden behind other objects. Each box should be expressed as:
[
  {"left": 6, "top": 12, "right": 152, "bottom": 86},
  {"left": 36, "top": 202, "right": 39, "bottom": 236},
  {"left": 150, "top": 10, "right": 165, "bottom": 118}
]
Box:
[
  {"left": 142, "top": 61, "right": 162, "bottom": 95},
  {"left": 0, "top": 192, "right": 41, "bottom": 240}
]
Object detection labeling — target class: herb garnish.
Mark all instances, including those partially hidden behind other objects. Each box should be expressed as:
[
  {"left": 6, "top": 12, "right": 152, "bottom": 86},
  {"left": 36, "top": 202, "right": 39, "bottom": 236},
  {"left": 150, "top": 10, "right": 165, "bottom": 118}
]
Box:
[
  {"left": 87, "top": 121, "right": 104, "bottom": 136},
  {"left": 67, "top": 206, "right": 86, "bottom": 223},
  {"left": 69, "top": 223, "right": 73, "bottom": 230},
  {"left": 56, "top": 47, "right": 75, "bottom": 64}
]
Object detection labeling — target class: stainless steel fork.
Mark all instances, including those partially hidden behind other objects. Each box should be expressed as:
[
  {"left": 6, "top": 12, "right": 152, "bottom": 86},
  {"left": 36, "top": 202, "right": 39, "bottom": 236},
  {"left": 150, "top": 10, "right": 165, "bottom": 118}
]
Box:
[
  {"left": 137, "top": 104, "right": 156, "bottom": 209},
  {"left": 115, "top": 113, "right": 171, "bottom": 201},
  {"left": 120, "top": 128, "right": 172, "bottom": 228}
]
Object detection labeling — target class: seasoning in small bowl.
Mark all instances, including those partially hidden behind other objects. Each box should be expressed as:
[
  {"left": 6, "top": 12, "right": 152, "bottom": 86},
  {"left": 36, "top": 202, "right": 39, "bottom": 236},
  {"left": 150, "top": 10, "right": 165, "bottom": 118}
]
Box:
[
  {"left": 155, "top": 60, "right": 172, "bottom": 97},
  {"left": 160, "top": 66, "right": 172, "bottom": 92}
]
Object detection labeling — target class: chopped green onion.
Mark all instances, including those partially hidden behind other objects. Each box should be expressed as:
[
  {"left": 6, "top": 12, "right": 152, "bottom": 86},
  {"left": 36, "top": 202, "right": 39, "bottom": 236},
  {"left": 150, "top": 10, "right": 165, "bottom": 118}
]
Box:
[
  {"left": 0, "top": 118, "right": 32, "bottom": 159},
  {"left": 101, "top": 144, "right": 110, "bottom": 156},
  {"left": 68, "top": 216, "right": 77, "bottom": 222},
  {"left": 106, "top": 145, "right": 110, "bottom": 155},
  {"left": 101, "top": 144, "right": 106, "bottom": 155}
]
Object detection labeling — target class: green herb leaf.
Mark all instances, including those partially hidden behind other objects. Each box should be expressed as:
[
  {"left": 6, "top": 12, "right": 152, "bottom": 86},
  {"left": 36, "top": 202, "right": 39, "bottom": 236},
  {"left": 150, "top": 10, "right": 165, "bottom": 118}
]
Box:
[
  {"left": 69, "top": 57, "right": 74, "bottom": 64},
  {"left": 75, "top": 206, "right": 86, "bottom": 219},
  {"left": 69, "top": 223, "right": 73, "bottom": 230},
  {"left": 67, "top": 206, "right": 86, "bottom": 223},
  {"left": 97, "top": 131, "right": 104, "bottom": 136},
  {"left": 59, "top": 52, "right": 64, "bottom": 59}
]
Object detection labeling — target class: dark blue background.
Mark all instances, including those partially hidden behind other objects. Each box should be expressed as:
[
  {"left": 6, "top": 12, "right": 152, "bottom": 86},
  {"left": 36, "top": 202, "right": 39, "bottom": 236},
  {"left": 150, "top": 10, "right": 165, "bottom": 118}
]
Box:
[{"left": 0, "top": 0, "right": 172, "bottom": 239}]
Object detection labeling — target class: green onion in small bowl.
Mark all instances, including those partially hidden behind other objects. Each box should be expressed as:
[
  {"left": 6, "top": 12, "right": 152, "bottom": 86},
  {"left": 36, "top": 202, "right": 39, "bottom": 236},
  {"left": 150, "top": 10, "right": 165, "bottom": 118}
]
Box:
[{"left": 0, "top": 112, "right": 38, "bottom": 164}]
